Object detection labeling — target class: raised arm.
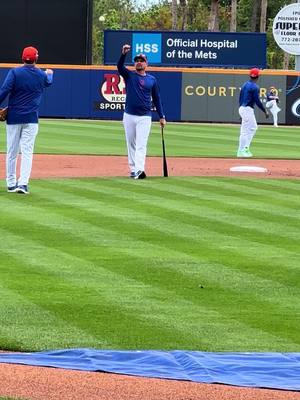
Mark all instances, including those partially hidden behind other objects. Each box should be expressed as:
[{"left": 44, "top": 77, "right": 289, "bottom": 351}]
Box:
[
  {"left": 45, "top": 69, "right": 54, "bottom": 87},
  {"left": 117, "top": 44, "right": 131, "bottom": 79}
]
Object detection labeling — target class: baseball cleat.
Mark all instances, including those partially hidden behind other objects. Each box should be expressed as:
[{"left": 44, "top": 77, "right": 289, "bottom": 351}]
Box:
[
  {"left": 134, "top": 171, "right": 147, "bottom": 180},
  {"left": 244, "top": 147, "right": 253, "bottom": 157},
  {"left": 237, "top": 149, "right": 252, "bottom": 158},
  {"left": 16, "top": 185, "right": 29, "bottom": 194},
  {"left": 130, "top": 172, "right": 136, "bottom": 178},
  {"left": 7, "top": 185, "right": 18, "bottom": 193}
]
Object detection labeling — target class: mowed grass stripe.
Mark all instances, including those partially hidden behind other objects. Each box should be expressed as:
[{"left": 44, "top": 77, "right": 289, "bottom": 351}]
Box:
[
  {"left": 6, "top": 179, "right": 299, "bottom": 278},
  {"left": 2, "top": 119, "right": 299, "bottom": 158},
  {"left": 58, "top": 177, "right": 299, "bottom": 258},
  {"left": 33, "top": 177, "right": 298, "bottom": 243},
  {"left": 1, "top": 189, "right": 298, "bottom": 348},
  {"left": 34, "top": 178, "right": 300, "bottom": 269},
  {"left": 34, "top": 120, "right": 125, "bottom": 155},
  {"left": 166, "top": 177, "right": 300, "bottom": 212},
  {"left": 90, "top": 177, "right": 300, "bottom": 240},
  {"left": 17, "top": 183, "right": 300, "bottom": 308},
  {"left": 164, "top": 127, "right": 300, "bottom": 149},
  {"left": 0, "top": 279, "right": 98, "bottom": 351},
  {"left": 211, "top": 176, "right": 300, "bottom": 195},
  {"left": 61, "top": 179, "right": 299, "bottom": 292},
  {"left": 140, "top": 180, "right": 300, "bottom": 238},
  {"left": 1, "top": 227, "right": 211, "bottom": 350},
  {"left": 141, "top": 180, "right": 300, "bottom": 231},
  {"left": 6, "top": 178, "right": 298, "bottom": 293},
  {"left": 107, "top": 176, "right": 300, "bottom": 221},
  {"left": 1, "top": 225, "right": 287, "bottom": 352},
  {"left": 2, "top": 197, "right": 254, "bottom": 350}
]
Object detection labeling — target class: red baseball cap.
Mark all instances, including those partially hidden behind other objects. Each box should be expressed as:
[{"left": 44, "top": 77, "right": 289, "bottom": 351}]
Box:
[
  {"left": 22, "top": 46, "right": 38, "bottom": 62},
  {"left": 134, "top": 53, "right": 147, "bottom": 62},
  {"left": 249, "top": 68, "right": 260, "bottom": 78}
]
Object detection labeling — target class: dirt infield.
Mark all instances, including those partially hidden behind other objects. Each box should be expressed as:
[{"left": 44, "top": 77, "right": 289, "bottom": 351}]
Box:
[
  {"left": 1, "top": 154, "right": 300, "bottom": 179},
  {"left": 0, "top": 154, "right": 299, "bottom": 400},
  {"left": 27, "top": 154, "right": 300, "bottom": 179},
  {"left": 0, "top": 363, "right": 299, "bottom": 400}
]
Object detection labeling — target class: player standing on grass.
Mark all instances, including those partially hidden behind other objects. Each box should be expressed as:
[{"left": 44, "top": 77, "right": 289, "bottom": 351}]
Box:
[
  {"left": 117, "top": 44, "right": 166, "bottom": 179},
  {"left": 0, "top": 46, "right": 53, "bottom": 194},
  {"left": 237, "top": 68, "right": 268, "bottom": 158}
]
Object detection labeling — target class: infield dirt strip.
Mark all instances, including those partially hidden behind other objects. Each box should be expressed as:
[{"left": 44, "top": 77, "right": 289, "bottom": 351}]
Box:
[
  {"left": 0, "top": 154, "right": 299, "bottom": 400},
  {"left": 28, "top": 154, "right": 300, "bottom": 179},
  {"left": 0, "top": 154, "right": 299, "bottom": 179}
]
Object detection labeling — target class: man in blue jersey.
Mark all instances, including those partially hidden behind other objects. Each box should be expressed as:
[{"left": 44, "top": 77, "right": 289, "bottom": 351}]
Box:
[
  {"left": 117, "top": 44, "right": 166, "bottom": 179},
  {"left": 237, "top": 68, "right": 268, "bottom": 158},
  {"left": 0, "top": 46, "right": 53, "bottom": 194}
]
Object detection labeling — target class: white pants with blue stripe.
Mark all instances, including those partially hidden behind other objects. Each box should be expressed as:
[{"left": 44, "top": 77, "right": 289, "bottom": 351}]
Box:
[
  {"left": 122, "top": 112, "right": 152, "bottom": 174},
  {"left": 6, "top": 123, "right": 39, "bottom": 187}
]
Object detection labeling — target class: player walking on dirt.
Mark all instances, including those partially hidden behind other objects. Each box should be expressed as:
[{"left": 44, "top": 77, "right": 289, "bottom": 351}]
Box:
[
  {"left": 237, "top": 68, "right": 268, "bottom": 158},
  {"left": 117, "top": 44, "right": 166, "bottom": 179},
  {"left": 0, "top": 46, "right": 53, "bottom": 194}
]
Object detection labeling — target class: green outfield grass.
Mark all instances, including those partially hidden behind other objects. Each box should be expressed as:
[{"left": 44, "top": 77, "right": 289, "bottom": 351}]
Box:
[
  {"left": 0, "top": 119, "right": 299, "bottom": 158},
  {"left": 0, "top": 398, "right": 24, "bottom": 400},
  {"left": 0, "top": 176, "right": 299, "bottom": 352},
  {"left": 0, "top": 119, "right": 299, "bottom": 353},
  {"left": 0, "top": 398, "right": 23, "bottom": 400}
]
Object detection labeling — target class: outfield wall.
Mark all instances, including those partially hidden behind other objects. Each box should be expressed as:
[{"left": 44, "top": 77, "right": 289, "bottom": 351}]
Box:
[{"left": 0, "top": 64, "right": 299, "bottom": 125}]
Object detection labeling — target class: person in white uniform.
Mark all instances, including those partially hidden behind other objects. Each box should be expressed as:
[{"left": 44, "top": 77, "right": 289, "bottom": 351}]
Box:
[
  {"left": 266, "top": 86, "right": 281, "bottom": 127},
  {"left": 117, "top": 44, "right": 166, "bottom": 179},
  {"left": 0, "top": 46, "right": 53, "bottom": 194}
]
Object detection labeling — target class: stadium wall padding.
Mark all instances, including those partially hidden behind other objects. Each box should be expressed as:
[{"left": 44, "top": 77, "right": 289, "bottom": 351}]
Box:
[{"left": 0, "top": 65, "right": 299, "bottom": 124}]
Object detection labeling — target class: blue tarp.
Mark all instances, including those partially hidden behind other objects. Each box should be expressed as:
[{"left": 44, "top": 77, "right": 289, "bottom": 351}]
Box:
[{"left": 0, "top": 349, "right": 299, "bottom": 391}]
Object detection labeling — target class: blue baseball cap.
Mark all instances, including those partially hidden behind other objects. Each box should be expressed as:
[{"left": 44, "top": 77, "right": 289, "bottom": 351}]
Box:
[{"left": 134, "top": 53, "right": 147, "bottom": 62}]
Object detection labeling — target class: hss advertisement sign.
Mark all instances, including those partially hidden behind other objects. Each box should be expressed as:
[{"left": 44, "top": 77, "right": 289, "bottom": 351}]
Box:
[{"left": 104, "top": 30, "right": 266, "bottom": 68}]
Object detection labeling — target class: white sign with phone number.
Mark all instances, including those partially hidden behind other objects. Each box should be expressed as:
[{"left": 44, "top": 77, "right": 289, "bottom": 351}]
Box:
[{"left": 273, "top": 3, "right": 300, "bottom": 55}]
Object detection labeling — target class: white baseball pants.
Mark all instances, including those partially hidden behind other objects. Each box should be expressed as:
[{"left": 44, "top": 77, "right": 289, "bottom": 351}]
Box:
[
  {"left": 6, "top": 123, "right": 39, "bottom": 187},
  {"left": 238, "top": 106, "right": 257, "bottom": 151},
  {"left": 123, "top": 112, "right": 152, "bottom": 173}
]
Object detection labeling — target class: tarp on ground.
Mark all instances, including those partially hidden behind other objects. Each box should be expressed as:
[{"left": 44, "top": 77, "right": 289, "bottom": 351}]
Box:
[{"left": 0, "top": 349, "right": 299, "bottom": 391}]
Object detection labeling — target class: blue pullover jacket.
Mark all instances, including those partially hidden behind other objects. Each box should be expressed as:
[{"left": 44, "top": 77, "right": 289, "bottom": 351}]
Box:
[
  {"left": 0, "top": 64, "right": 53, "bottom": 124},
  {"left": 117, "top": 53, "right": 165, "bottom": 119},
  {"left": 239, "top": 80, "right": 265, "bottom": 113}
]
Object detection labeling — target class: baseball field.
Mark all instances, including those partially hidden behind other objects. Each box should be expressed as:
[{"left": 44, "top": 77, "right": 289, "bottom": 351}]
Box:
[{"left": 0, "top": 119, "right": 299, "bottom": 355}]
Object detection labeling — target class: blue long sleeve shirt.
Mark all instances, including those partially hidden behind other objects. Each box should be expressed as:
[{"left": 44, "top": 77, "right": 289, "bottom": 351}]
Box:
[
  {"left": 0, "top": 64, "right": 53, "bottom": 124},
  {"left": 117, "top": 53, "right": 165, "bottom": 119},
  {"left": 239, "top": 80, "right": 265, "bottom": 113}
]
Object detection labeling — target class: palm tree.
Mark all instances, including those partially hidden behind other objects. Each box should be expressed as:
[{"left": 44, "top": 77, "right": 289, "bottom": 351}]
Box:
[
  {"left": 230, "top": 0, "right": 237, "bottom": 32},
  {"left": 251, "top": 0, "right": 259, "bottom": 31},
  {"left": 179, "top": 0, "right": 187, "bottom": 30},
  {"left": 172, "top": 0, "right": 178, "bottom": 30},
  {"left": 208, "top": 0, "right": 219, "bottom": 31},
  {"left": 260, "top": 0, "right": 268, "bottom": 32}
]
